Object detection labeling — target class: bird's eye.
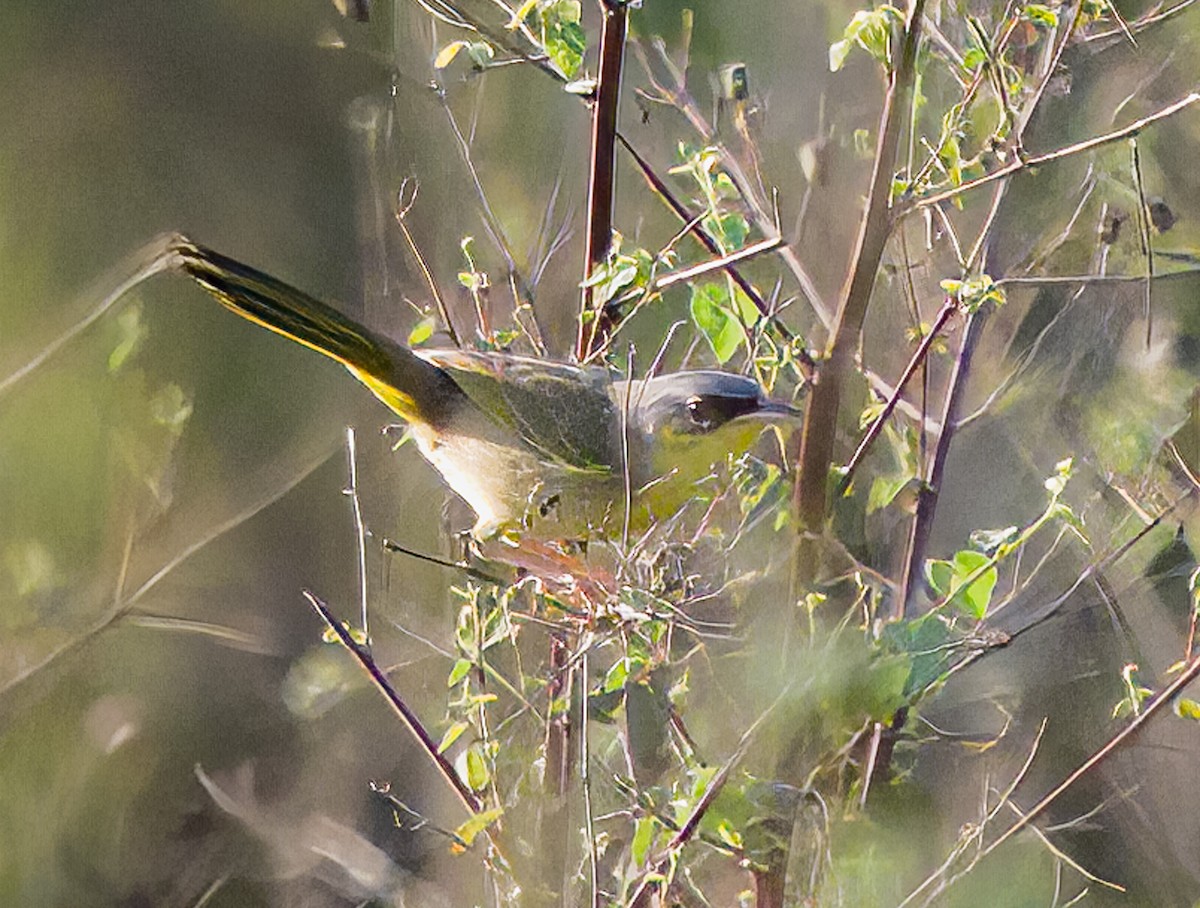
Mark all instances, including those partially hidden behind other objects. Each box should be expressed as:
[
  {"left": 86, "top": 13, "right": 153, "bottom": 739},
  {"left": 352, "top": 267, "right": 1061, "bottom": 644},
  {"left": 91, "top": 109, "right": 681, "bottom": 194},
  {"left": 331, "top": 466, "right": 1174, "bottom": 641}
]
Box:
[
  {"left": 684, "top": 392, "right": 761, "bottom": 432},
  {"left": 685, "top": 395, "right": 716, "bottom": 430}
]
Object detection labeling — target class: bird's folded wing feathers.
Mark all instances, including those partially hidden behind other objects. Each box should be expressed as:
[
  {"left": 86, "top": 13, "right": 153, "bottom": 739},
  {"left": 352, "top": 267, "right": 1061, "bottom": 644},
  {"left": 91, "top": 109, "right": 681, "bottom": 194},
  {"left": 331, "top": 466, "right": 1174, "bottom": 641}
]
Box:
[{"left": 416, "top": 349, "right": 620, "bottom": 473}]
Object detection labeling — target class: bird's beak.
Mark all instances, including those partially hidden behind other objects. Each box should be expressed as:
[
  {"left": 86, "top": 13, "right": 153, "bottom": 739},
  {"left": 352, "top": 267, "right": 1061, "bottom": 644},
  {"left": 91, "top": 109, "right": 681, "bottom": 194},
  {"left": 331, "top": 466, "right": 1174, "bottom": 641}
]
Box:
[{"left": 752, "top": 399, "right": 805, "bottom": 422}]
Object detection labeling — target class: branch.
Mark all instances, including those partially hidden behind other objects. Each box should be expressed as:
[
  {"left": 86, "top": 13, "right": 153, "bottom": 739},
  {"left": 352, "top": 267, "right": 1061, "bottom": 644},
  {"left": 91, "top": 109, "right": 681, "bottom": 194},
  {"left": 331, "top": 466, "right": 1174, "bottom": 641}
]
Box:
[
  {"left": 984, "top": 652, "right": 1200, "bottom": 863},
  {"left": 303, "top": 590, "right": 485, "bottom": 816},
  {"left": 907, "top": 92, "right": 1200, "bottom": 212},
  {"left": 839, "top": 298, "right": 957, "bottom": 491},
  {"left": 791, "top": 0, "right": 927, "bottom": 568},
  {"left": 577, "top": 0, "right": 629, "bottom": 359}
]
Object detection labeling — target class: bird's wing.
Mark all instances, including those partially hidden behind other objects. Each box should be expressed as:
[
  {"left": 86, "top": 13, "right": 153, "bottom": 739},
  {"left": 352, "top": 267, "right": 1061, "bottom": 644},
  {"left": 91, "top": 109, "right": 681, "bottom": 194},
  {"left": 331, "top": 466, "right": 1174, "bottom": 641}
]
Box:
[{"left": 417, "top": 349, "right": 620, "bottom": 472}]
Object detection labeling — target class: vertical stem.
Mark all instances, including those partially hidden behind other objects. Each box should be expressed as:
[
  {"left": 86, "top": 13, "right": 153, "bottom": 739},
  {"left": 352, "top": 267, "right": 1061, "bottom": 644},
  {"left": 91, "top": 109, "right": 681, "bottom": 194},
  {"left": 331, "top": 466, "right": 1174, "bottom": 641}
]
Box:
[
  {"left": 344, "top": 427, "right": 370, "bottom": 637},
  {"left": 898, "top": 306, "right": 988, "bottom": 614},
  {"left": 791, "top": 0, "right": 926, "bottom": 579},
  {"left": 577, "top": 0, "right": 628, "bottom": 360}
]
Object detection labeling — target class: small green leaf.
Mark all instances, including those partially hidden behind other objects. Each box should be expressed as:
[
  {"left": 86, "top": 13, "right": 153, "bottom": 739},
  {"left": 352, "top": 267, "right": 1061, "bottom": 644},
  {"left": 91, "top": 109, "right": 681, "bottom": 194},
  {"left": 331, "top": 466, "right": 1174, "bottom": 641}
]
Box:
[
  {"left": 961, "top": 46, "right": 986, "bottom": 71},
  {"left": 454, "top": 806, "right": 505, "bottom": 847},
  {"left": 631, "top": 815, "right": 658, "bottom": 866},
  {"left": 408, "top": 316, "right": 435, "bottom": 347},
  {"left": 829, "top": 5, "right": 904, "bottom": 72},
  {"left": 1175, "top": 698, "right": 1200, "bottom": 720},
  {"left": 438, "top": 720, "right": 470, "bottom": 754},
  {"left": 927, "top": 549, "right": 997, "bottom": 618},
  {"left": 463, "top": 743, "right": 490, "bottom": 791},
  {"left": 1024, "top": 3, "right": 1058, "bottom": 27},
  {"left": 602, "top": 658, "right": 630, "bottom": 694},
  {"left": 716, "top": 820, "right": 744, "bottom": 850},
  {"left": 690, "top": 282, "right": 745, "bottom": 364},
  {"left": 940, "top": 274, "right": 1006, "bottom": 313},
  {"left": 466, "top": 42, "right": 495, "bottom": 69},
  {"left": 447, "top": 658, "right": 472, "bottom": 687},
  {"left": 543, "top": 0, "right": 586, "bottom": 79},
  {"left": 969, "top": 526, "right": 1020, "bottom": 555},
  {"left": 108, "top": 302, "right": 148, "bottom": 372},
  {"left": 434, "top": 41, "right": 471, "bottom": 69}
]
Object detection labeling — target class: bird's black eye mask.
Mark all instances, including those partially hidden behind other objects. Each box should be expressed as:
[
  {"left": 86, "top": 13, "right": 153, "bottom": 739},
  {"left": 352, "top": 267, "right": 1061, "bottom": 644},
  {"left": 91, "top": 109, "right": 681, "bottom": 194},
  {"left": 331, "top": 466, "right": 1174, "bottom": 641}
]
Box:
[{"left": 684, "top": 393, "right": 761, "bottom": 432}]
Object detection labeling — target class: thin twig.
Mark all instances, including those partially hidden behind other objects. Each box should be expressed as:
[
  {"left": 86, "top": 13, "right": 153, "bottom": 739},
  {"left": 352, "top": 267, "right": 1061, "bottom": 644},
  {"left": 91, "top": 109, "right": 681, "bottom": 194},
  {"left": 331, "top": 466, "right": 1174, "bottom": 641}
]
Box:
[
  {"left": 434, "top": 82, "right": 525, "bottom": 298},
  {"left": 581, "top": 647, "right": 600, "bottom": 908},
  {"left": 303, "top": 590, "right": 484, "bottom": 816},
  {"left": 1082, "top": 0, "right": 1197, "bottom": 45},
  {"left": 344, "top": 428, "right": 370, "bottom": 636},
  {"left": 381, "top": 537, "right": 506, "bottom": 584},
  {"left": 394, "top": 178, "right": 460, "bottom": 347},
  {"left": 907, "top": 92, "right": 1200, "bottom": 212},
  {"left": 1129, "top": 138, "right": 1155, "bottom": 347},
  {"left": 840, "top": 298, "right": 957, "bottom": 491},
  {"left": 654, "top": 235, "right": 784, "bottom": 290}
]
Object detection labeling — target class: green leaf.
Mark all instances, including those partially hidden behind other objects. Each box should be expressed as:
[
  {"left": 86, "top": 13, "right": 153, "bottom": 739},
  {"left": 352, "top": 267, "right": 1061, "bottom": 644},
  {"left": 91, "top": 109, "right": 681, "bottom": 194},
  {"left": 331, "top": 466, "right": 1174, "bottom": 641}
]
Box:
[
  {"left": 881, "top": 612, "right": 955, "bottom": 696},
  {"left": 829, "top": 5, "right": 904, "bottom": 72},
  {"left": 1024, "top": 3, "right": 1059, "bottom": 27},
  {"left": 434, "top": 41, "right": 470, "bottom": 69},
  {"left": 437, "top": 720, "right": 470, "bottom": 754},
  {"left": 108, "top": 302, "right": 147, "bottom": 372},
  {"left": 961, "top": 46, "right": 986, "bottom": 72},
  {"left": 690, "top": 282, "right": 746, "bottom": 364},
  {"left": 466, "top": 42, "right": 495, "bottom": 69},
  {"left": 447, "top": 658, "right": 472, "bottom": 687},
  {"left": 454, "top": 807, "right": 504, "bottom": 847},
  {"left": 464, "top": 742, "right": 490, "bottom": 791},
  {"left": 1176, "top": 698, "right": 1200, "bottom": 720},
  {"left": 940, "top": 274, "right": 1005, "bottom": 313},
  {"left": 926, "top": 549, "right": 997, "bottom": 618},
  {"left": 631, "top": 815, "right": 658, "bottom": 866},
  {"left": 543, "top": 0, "right": 586, "bottom": 79},
  {"left": 602, "top": 658, "right": 630, "bottom": 694},
  {"left": 408, "top": 316, "right": 435, "bottom": 347}
]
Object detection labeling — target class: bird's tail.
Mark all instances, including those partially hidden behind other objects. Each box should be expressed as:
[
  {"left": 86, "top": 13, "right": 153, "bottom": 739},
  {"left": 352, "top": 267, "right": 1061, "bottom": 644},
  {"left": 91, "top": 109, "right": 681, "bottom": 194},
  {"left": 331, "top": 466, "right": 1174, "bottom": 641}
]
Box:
[{"left": 173, "top": 238, "right": 457, "bottom": 426}]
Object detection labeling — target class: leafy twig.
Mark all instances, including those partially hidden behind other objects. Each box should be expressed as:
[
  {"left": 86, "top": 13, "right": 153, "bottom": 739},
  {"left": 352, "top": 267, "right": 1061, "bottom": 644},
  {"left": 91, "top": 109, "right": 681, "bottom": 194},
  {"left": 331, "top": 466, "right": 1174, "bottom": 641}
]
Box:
[{"left": 907, "top": 92, "right": 1200, "bottom": 212}]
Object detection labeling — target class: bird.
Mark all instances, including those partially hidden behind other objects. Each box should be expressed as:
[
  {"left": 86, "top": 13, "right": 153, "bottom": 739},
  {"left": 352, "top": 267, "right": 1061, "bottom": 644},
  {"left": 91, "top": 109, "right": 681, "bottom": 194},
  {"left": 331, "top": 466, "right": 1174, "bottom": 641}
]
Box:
[{"left": 172, "top": 237, "right": 800, "bottom": 544}]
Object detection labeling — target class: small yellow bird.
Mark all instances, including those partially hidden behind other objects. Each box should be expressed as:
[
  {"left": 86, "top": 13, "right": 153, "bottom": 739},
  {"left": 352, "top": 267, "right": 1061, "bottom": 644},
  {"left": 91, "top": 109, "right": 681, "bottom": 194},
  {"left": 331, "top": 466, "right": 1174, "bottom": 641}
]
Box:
[{"left": 174, "top": 237, "right": 799, "bottom": 543}]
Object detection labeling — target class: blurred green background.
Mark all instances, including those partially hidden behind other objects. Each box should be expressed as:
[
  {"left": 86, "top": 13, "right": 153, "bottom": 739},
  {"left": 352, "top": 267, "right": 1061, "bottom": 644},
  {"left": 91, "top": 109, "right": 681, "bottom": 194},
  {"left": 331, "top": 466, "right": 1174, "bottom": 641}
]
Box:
[{"left": 4, "top": 0, "right": 1200, "bottom": 905}]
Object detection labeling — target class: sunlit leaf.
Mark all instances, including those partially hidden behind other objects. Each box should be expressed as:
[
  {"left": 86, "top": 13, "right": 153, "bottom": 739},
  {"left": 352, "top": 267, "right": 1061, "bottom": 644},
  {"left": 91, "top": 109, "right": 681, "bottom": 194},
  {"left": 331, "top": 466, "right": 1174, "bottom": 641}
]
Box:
[
  {"left": 438, "top": 720, "right": 470, "bottom": 754},
  {"left": 453, "top": 807, "right": 504, "bottom": 847},
  {"left": 463, "top": 742, "right": 490, "bottom": 791},
  {"left": 434, "top": 40, "right": 471, "bottom": 69},
  {"left": 631, "top": 815, "right": 658, "bottom": 865}
]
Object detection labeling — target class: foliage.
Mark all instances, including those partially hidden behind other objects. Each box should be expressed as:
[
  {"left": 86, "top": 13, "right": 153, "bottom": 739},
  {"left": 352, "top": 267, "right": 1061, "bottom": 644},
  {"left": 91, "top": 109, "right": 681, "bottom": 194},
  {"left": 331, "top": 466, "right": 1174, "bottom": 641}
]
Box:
[{"left": 6, "top": 0, "right": 1200, "bottom": 905}]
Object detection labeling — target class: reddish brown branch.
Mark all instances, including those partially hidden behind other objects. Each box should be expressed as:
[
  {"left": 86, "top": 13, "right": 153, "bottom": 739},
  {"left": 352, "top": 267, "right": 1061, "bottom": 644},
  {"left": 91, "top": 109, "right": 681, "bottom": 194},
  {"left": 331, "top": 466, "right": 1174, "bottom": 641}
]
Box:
[
  {"left": 577, "top": 0, "right": 629, "bottom": 360},
  {"left": 840, "top": 298, "right": 957, "bottom": 491},
  {"left": 303, "top": 590, "right": 484, "bottom": 816}
]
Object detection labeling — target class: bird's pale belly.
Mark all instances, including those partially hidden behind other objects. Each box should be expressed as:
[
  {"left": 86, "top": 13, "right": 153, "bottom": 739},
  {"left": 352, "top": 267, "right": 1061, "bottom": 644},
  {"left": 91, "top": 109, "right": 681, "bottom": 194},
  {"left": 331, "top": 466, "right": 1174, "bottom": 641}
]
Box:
[{"left": 408, "top": 423, "right": 624, "bottom": 541}]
